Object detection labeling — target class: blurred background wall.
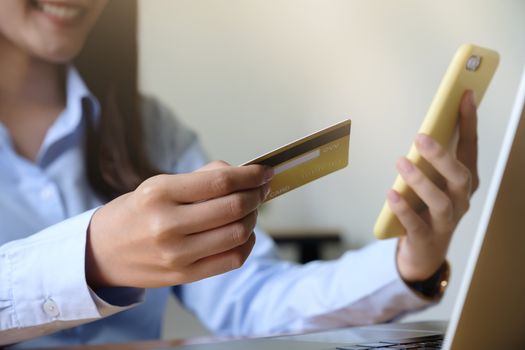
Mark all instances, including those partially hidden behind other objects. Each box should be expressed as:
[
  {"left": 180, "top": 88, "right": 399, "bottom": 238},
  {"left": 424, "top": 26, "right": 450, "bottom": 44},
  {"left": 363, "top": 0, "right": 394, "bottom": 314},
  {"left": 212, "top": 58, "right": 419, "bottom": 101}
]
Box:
[{"left": 138, "top": 0, "right": 525, "bottom": 340}]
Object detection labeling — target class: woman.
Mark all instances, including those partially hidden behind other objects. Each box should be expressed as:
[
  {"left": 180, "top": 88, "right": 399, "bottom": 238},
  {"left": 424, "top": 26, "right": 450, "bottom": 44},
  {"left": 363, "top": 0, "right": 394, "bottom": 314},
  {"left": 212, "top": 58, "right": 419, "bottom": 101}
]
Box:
[{"left": 0, "top": 0, "right": 479, "bottom": 347}]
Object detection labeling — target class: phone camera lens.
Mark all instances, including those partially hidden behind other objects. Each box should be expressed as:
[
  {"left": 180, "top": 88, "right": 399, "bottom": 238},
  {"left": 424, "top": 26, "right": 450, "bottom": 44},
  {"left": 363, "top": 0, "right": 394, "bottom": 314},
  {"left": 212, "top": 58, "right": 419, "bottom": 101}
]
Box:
[{"left": 466, "top": 55, "right": 481, "bottom": 71}]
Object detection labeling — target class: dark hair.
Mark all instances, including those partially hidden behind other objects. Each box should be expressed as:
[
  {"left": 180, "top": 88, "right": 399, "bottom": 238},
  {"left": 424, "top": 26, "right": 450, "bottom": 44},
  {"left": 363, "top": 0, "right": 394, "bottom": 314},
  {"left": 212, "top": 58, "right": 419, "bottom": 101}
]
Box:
[{"left": 74, "top": 0, "right": 158, "bottom": 200}]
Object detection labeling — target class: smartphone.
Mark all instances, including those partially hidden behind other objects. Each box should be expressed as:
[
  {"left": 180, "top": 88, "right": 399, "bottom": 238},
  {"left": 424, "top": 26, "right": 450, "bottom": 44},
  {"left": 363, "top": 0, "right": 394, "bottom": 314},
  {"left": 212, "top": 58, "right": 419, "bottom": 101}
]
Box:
[{"left": 374, "top": 44, "right": 499, "bottom": 239}]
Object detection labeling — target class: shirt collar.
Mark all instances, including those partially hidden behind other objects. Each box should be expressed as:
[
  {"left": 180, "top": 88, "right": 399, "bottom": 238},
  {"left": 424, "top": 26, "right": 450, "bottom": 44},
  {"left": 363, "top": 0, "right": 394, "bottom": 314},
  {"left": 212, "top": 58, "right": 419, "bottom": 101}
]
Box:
[
  {"left": 66, "top": 65, "right": 101, "bottom": 124},
  {"left": 36, "top": 65, "right": 101, "bottom": 163},
  {"left": 0, "top": 123, "right": 9, "bottom": 153}
]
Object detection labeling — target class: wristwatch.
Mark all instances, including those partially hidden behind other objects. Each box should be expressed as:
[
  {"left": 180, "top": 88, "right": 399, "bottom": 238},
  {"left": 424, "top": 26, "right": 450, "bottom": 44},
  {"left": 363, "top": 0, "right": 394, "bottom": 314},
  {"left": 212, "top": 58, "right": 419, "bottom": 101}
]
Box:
[{"left": 405, "top": 261, "right": 450, "bottom": 300}]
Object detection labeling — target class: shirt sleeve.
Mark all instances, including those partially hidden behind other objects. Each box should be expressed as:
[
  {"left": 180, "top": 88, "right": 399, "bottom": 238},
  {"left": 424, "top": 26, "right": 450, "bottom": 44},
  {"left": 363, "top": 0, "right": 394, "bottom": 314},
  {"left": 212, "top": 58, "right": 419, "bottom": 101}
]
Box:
[{"left": 0, "top": 209, "right": 144, "bottom": 346}]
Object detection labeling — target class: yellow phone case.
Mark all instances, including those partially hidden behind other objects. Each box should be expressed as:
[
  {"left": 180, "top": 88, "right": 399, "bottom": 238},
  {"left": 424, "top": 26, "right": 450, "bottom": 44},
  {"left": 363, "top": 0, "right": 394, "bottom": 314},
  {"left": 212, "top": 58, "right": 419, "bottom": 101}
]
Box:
[{"left": 374, "top": 44, "right": 499, "bottom": 239}]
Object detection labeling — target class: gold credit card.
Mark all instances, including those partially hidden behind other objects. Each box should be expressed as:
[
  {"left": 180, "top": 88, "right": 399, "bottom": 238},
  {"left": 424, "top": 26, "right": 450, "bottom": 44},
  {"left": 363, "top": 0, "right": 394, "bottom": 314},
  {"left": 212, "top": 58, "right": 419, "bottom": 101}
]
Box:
[{"left": 242, "top": 119, "right": 351, "bottom": 202}]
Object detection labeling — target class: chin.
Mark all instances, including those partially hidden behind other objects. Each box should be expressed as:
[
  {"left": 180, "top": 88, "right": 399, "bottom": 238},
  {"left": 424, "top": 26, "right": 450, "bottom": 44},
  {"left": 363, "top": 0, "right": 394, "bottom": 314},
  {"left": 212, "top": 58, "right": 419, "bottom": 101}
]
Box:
[{"left": 37, "top": 41, "right": 84, "bottom": 64}]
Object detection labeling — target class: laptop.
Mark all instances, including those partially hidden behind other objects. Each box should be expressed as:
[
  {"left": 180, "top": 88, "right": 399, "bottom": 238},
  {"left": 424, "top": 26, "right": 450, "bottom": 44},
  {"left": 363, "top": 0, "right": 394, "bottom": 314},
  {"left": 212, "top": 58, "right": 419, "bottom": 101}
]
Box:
[{"left": 161, "top": 67, "right": 525, "bottom": 350}]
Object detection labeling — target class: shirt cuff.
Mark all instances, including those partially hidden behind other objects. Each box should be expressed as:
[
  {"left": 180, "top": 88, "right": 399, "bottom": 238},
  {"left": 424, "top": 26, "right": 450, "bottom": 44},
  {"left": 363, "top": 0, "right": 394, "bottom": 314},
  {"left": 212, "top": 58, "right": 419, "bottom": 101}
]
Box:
[{"left": 0, "top": 209, "right": 143, "bottom": 331}]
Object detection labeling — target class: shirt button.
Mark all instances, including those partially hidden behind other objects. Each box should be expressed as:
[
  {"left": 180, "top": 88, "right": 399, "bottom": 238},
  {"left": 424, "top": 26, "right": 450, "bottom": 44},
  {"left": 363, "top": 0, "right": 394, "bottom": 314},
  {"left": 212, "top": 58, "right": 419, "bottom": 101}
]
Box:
[{"left": 43, "top": 298, "right": 60, "bottom": 317}]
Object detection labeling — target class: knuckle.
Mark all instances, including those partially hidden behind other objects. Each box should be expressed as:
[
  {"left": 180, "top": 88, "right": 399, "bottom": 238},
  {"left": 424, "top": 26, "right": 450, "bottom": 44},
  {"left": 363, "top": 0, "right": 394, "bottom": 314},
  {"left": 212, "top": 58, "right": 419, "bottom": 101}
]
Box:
[
  {"left": 202, "top": 160, "right": 231, "bottom": 172},
  {"left": 391, "top": 203, "right": 425, "bottom": 234},
  {"left": 146, "top": 214, "right": 170, "bottom": 240},
  {"left": 408, "top": 171, "right": 425, "bottom": 187},
  {"left": 231, "top": 222, "right": 251, "bottom": 245},
  {"left": 398, "top": 202, "right": 411, "bottom": 215},
  {"left": 158, "top": 248, "right": 180, "bottom": 269},
  {"left": 455, "top": 196, "right": 471, "bottom": 217},
  {"left": 390, "top": 197, "right": 408, "bottom": 214},
  {"left": 229, "top": 235, "right": 255, "bottom": 270},
  {"left": 457, "top": 166, "right": 472, "bottom": 189},
  {"left": 230, "top": 250, "right": 249, "bottom": 270},
  {"left": 248, "top": 210, "right": 258, "bottom": 228},
  {"left": 247, "top": 164, "right": 266, "bottom": 179},
  {"left": 136, "top": 175, "right": 168, "bottom": 205},
  {"left": 434, "top": 197, "right": 453, "bottom": 218},
  {"left": 424, "top": 142, "right": 447, "bottom": 160},
  {"left": 227, "top": 195, "right": 248, "bottom": 218},
  {"left": 212, "top": 171, "right": 235, "bottom": 194},
  {"left": 158, "top": 241, "right": 190, "bottom": 270},
  {"left": 212, "top": 160, "right": 230, "bottom": 167}
]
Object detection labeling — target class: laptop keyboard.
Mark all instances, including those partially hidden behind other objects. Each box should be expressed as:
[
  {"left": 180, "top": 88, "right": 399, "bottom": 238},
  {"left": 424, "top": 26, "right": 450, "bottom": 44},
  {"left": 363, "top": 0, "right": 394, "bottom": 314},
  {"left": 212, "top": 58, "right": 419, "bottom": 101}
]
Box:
[{"left": 335, "top": 334, "right": 444, "bottom": 349}]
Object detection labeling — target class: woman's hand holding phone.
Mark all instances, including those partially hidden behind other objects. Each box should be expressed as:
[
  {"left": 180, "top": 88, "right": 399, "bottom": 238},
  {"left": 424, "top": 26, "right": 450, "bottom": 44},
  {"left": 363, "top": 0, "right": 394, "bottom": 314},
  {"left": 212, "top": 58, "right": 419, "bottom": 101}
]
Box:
[
  {"left": 85, "top": 161, "right": 273, "bottom": 288},
  {"left": 391, "top": 91, "right": 479, "bottom": 281}
]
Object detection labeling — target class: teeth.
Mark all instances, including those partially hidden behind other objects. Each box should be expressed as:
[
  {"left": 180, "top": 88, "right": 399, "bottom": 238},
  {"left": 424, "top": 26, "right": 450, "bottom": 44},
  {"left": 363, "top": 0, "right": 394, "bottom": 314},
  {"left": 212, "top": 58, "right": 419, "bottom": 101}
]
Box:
[{"left": 37, "top": 2, "right": 82, "bottom": 20}]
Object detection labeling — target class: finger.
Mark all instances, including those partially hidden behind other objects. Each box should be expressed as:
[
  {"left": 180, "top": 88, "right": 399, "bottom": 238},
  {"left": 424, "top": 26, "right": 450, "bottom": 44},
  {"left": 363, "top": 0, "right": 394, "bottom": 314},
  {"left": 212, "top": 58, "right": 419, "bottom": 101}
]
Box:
[
  {"left": 179, "top": 211, "right": 258, "bottom": 264},
  {"left": 386, "top": 189, "right": 429, "bottom": 238},
  {"left": 171, "top": 185, "right": 268, "bottom": 233},
  {"left": 456, "top": 90, "right": 479, "bottom": 192},
  {"left": 184, "top": 233, "right": 256, "bottom": 282},
  {"left": 396, "top": 157, "right": 454, "bottom": 233},
  {"left": 415, "top": 134, "right": 472, "bottom": 213},
  {"left": 194, "top": 160, "right": 231, "bottom": 172},
  {"left": 158, "top": 164, "right": 273, "bottom": 203}
]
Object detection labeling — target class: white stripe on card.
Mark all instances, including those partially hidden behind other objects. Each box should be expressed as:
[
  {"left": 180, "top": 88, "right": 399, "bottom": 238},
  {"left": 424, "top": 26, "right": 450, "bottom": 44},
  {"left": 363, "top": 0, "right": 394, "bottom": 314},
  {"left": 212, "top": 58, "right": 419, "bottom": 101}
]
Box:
[{"left": 273, "top": 149, "right": 321, "bottom": 175}]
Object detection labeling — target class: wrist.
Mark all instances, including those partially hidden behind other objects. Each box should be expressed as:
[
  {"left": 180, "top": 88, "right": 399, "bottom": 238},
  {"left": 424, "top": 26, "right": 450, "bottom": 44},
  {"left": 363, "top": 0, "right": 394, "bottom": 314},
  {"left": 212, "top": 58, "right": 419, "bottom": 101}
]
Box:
[
  {"left": 396, "top": 236, "right": 447, "bottom": 281},
  {"left": 395, "top": 238, "right": 450, "bottom": 299},
  {"left": 403, "top": 260, "right": 450, "bottom": 300},
  {"left": 85, "top": 207, "right": 111, "bottom": 289},
  {"left": 397, "top": 257, "right": 445, "bottom": 282}
]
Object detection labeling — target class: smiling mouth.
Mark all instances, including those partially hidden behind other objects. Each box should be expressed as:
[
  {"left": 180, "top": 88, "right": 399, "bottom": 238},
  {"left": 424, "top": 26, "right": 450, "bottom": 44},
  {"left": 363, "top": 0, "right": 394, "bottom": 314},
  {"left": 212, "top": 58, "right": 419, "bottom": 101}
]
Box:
[{"left": 30, "top": 0, "right": 85, "bottom": 22}]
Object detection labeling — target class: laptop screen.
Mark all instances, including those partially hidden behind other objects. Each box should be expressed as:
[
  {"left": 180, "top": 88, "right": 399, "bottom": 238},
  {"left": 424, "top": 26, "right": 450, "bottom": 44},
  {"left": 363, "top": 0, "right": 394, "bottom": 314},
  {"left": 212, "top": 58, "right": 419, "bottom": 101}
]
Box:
[{"left": 444, "top": 67, "right": 525, "bottom": 349}]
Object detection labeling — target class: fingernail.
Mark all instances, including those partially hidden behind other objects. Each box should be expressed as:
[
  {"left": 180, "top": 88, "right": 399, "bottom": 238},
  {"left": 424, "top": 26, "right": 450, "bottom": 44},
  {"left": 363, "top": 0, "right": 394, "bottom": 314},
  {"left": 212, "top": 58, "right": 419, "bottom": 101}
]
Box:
[
  {"left": 469, "top": 90, "right": 477, "bottom": 107},
  {"left": 263, "top": 167, "right": 274, "bottom": 183},
  {"left": 416, "top": 133, "right": 434, "bottom": 150},
  {"left": 262, "top": 183, "right": 271, "bottom": 200},
  {"left": 387, "top": 189, "right": 401, "bottom": 203},
  {"left": 398, "top": 157, "right": 413, "bottom": 173}
]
